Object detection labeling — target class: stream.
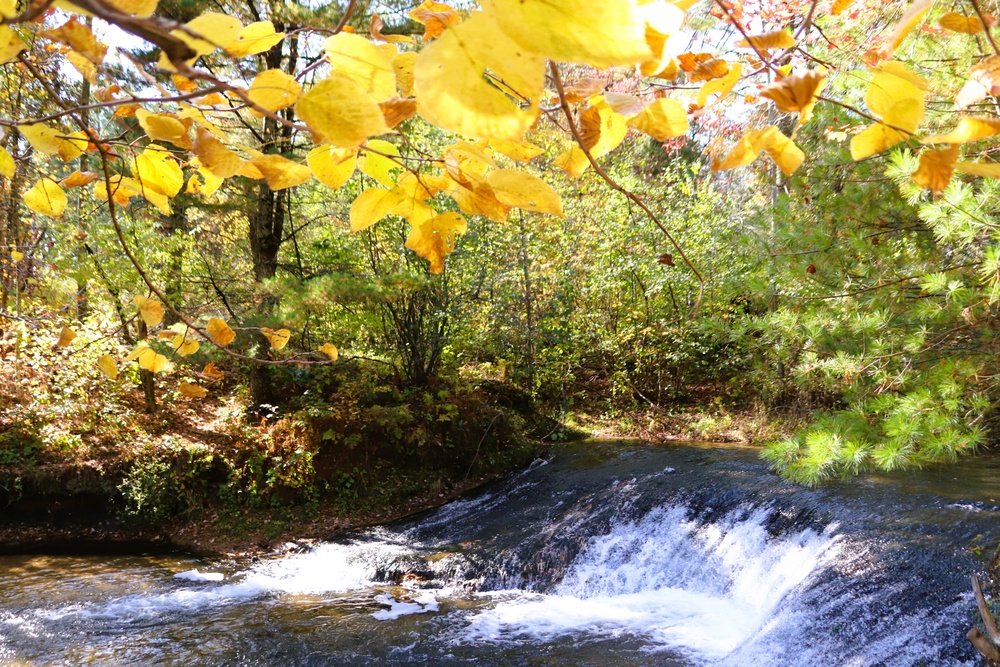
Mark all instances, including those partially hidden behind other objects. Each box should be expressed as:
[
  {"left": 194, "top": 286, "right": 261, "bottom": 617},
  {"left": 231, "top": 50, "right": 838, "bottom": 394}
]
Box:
[{"left": 1, "top": 440, "right": 998, "bottom": 666}]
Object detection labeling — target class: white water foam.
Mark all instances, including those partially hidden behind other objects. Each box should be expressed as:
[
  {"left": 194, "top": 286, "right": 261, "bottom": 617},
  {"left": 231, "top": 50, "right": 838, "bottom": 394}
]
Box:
[
  {"left": 372, "top": 592, "right": 440, "bottom": 620},
  {"left": 462, "top": 504, "right": 839, "bottom": 661}
]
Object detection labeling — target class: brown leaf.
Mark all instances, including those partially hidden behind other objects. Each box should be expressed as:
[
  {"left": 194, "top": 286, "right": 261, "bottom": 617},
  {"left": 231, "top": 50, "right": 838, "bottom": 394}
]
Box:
[
  {"left": 911, "top": 145, "right": 958, "bottom": 196},
  {"left": 678, "top": 52, "right": 713, "bottom": 72},
  {"left": 689, "top": 58, "right": 730, "bottom": 83},
  {"left": 379, "top": 97, "right": 417, "bottom": 128},
  {"left": 62, "top": 170, "right": 99, "bottom": 188},
  {"left": 408, "top": 0, "right": 461, "bottom": 40},
  {"left": 760, "top": 70, "right": 826, "bottom": 122}
]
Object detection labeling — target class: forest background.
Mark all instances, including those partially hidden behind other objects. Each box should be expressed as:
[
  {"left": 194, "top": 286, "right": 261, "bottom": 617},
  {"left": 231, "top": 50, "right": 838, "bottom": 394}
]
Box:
[{"left": 1, "top": 0, "right": 998, "bottom": 548}]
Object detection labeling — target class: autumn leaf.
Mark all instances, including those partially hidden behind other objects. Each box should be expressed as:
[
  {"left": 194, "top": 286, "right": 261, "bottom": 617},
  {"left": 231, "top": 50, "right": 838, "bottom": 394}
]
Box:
[
  {"left": 760, "top": 70, "right": 826, "bottom": 123},
  {"left": 206, "top": 317, "right": 236, "bottom": 346},
  {"left": 405, "top": 211, "right": 468, "bottom": 273},
  {"left": 307, "top": 145, "right": 358, "bottom": 189},
  {"left": 358, "top": 139, "right": 402, "bottom": 187},
  {"left": 888, "top": 0, "right": 933, "bottom": 54},
  {"left": 94, "top": 175, "right": 141, "bottom": 206},
  {"left": 192, "top": 127, "right": 244, "bottom": 179},
  {"left": 176, "top": 13, "right": 243, "bottom": 58},
  {"left": 911, "top": 145, "right": 958, "bottom": 196},
  {"left": 393, "top": 51, "right": 417, "bottom": 97},
  {"left": 97, "top": 354, "right": 118, "bottom": 380},
  {"left": 409, "top": 0, "right": 461, "bottom": 40},
  {"left": 350, "top": 187, "right": 403, "bottom": 231},
  {"left": 202, "top": 361, "right": 225, "bottom": 378},
  {"left": 0, "top": 26, "right": 25, "bottom": 62},
  {"left": 851, "top": 62, "right": 927, "bottom": 159},
  {"left": 413, "top": 7, "right": 545, "bottom": 141},
  {"left": 261, "top": 327, "right": 291, "bottom": 350},
  {"left": 737, "top": 29, "right": 796, "bottom": 50},
  {"left": 325, "top": 32, "right": 397, "bottom": 103},
  {"left": 134, "top": 294, "right": 165, "bottom": 327},
  {"left": 57, "top": 131, "right": 89, "bottom": 162},
  {"left": 0, "top": 146, "right": 13, "bottom": 179},
  {"left": 938, "top": 12, "right": 986, "bottom": 34},
  {"left": 485, "top": 170, "right": 564, "bottom": 216},
  {"left": 136, "top": 109, "right": 191, "bottom": 148},
  {"left": 127, "top": 343, "right": 168, "bottom": 374},
  {"left": 955, "top": 161, "right": 1000, "bottom": 177},
  {"left": 39, "top": 17, "right": 107, "bottom": 64},
  {"left": 178, "top": 382, "right": 208, "bottom": 398},
  {"left": 296, "top": 75, "right": 391, "bottom": 148},
  {"left": 24, "top": 178, "right": 67, "bottom": 217},
  {"left": 626, "top": 98, "right": 689, "bottom": 141},
  {"left": 319, "top": 343, "right": 339, "bottom": 361},
  {"left": 956, "top": 56, "right": 1000, "bottom": 109},
  {"left": 249, "top": 154, "right": 312, "bottom": 190},
  {"left": 133, "top": 145, "right": 184, "bottom": 201},
  {"left": 21, "top": 124, "right": 62, "bottom": 155},
  {"left": 922, "top": 116, "right": 1000, "bottom": 144},
  {"left": 62, "top": 171, "right": 99, "bottom": 188},
  {"left": 713, "top": 126, "right": 804, "bottom": 176},
  {"left": 380, "top": 98, "right": 417, "bottom": 129},
  {"left": 697, "top": 62, "right": 742, "bottom": 108},
  {"left": 247, "top": 69, "right": 302, "bottom": 113},
  {"left": 225, "top": 20, "right": 285, "bottom": 57},
  {"left": 578, "top": 97, "right": 628, "bottom": 159},
  {"left": 370, "top": 13, "right": 412, "bottom": 43},
  {"left": 554, "top": 146, "right": 591, "bottom": 177},
  {"left": 56, "top": 325, "right": 76, "bottom": 348},
  {"left": 169, "top": 324, "right": 200, "bottom": 356},
  {"left": 488, "top": 139, "right": 545, "bottom": 163},
  {"left": 689, "top": 59, "right": 730, "bottom": 83}
]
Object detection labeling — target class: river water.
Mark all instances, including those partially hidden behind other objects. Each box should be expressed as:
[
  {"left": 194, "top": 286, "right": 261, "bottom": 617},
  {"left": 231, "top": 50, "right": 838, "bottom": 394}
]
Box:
[{"left": 1, "top": 440, "right": 998, "bottom": 666}]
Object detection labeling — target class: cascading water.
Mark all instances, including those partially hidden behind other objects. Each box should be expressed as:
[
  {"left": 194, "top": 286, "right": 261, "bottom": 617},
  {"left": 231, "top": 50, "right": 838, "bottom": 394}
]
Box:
[{"left": 0, "top": 441, "right": 995, "bottom": 666}]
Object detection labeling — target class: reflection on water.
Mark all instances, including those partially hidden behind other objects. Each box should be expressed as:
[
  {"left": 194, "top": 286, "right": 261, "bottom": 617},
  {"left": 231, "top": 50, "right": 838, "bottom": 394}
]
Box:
[{"left": 0, "top": 441, "right": 994, "bottom": 666}]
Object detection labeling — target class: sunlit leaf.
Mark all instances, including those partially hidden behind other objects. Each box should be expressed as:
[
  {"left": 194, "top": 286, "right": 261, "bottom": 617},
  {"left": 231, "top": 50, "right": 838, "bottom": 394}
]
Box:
[
  {"left": 177, "top": 13, "right": 243, "bottom": 57},
  {"left": 136, "top": 109, "right": 191, "bottom": 148},
  {"left": 485, "top": 169, "right": 563, "bottom": 216},
  {"left": 409, "top": 0, "right": 462, "bottom": 40},
  {"left": 178, "top": 382, "right": 208, "bottom": 398},
  {"left": 0, "top": 146, "right": 14, "bottom": 179},
  {"left": 491, "top": 0, "right": 651, "bottom": 68},
  {"left": 307, "top": 145, "right": 358, "bottom": 190},
  {"left": 760, "top": 70, "right": 826, "bottom": 123},
  {"left": 97, "top": 354, "right": 118, "bottom": 380},
  {"left": 850, "top": 122, "right": 912, "bottom": 160},
  {"left": 738, "top": 29, "right": 796, "bottom": 50},
  {"left": 380, "top": 97, "right": 417, "bottom": 128},
  {"left": 21, "top": 124, "right": 61, "bottom": 155},
  {"left": 247, "top": 69, "right": 302, "bottom": 114},
  {"left": 63, "top": 170, "right": 99, "bottom": 188},
  {"left": 39, "top": 17, "right": 107, "bottom": 64},
  {"left": 261, "top": 327, "right": 291, "bottom": 350},
  {"left": 956, "top": 56, "right": 1000, "bottom": 109},
  {"left": 554, "top": 146, "right": 591, "bottom": 177},
  {"left": 405, "top": 211, "right": 467, "bottom": 273},
  {"left": 955, "top": 161, "right": 1000, "bottom": 177},
  {"left": 56, "top": 325, "right": 76, "bottom": 348},
  {"left": 697, "top": 62, "right": 742, "bottom": 107},
  {"left": 911, "top": 145, "right": 958, "bottom": 196},
  {"left": 319, "top": 343, "right": 339, "bottom": 361},
  {"left": 359, "top": 139, "right": 401, "bottom": 187},
  {"left": 23, "top": 178, "right": 67, "bottom": 217},
  {"left": 325, "top": 32, "right": 397, "bottom": 103},
  {"left": 393, "top": 51, "right": 417, "bottom": 97},
  {"left": 350, "top": 187, "right": 402, "bottom": 231},
  {"left": 0, "top": 26, "right": 25, "bottom": 62},
  {"left": 202, "top": 361, "right": 225, "bottom": 378},
  {"left": 922, "top": 116, "right": 1000, "bottom": 144},
  {"left": 888, "top": 0, "right": 933, "bottom": 53},
  {"left": 938, "top": 12, "right": 986, "bottom": 34},
  {"left": 56, "top": 131, "right": 89, "bottom": 162},
  {"left": 134, "top": 145, "right": 184, "bottom": 198},
  {"left": 296, "top": 75, "right": 391, "bottom": 148},
  {"left": 106, "top": 0, "right": 157, "bottom": 16},
  {"left": 206, "top": 317, "right": 236, "bottom": 346},
  {"left": 626, "top": 98, "right": 689, "bottom": 141},
  {"left": 413, "top": 7, "right": 545, "bottom": 141},
  {"left": 488, "top": 139, "right": 545, "bottom": 163},
  {"left": 225, "top": 20, "right": 285, "bottom": 57},
  {"left": 249, "top": 154, "right": 311, "bottom": 190},
  {"left": 578, "top": 97, "right": 627, "bottom": 159},
  {"left": 171, "top": 333, "right": 200, "bottom": 357},
  {"left": 712, "top": 126, "right": 804, "bottom": 176},
  {"left": 192, "top": 127, "right": 244, "bottom": 178},
  {"left": 134, "top": 294, "right": 165, "bottom": 327}
]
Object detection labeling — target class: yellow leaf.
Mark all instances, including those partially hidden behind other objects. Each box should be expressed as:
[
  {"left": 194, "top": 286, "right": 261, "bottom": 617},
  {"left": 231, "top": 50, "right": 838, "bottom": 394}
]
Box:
[
  {"left": 911, "top": 145, "right": 958, "bottom": 196},
  {"left": 712, "top": 126, "right": 803, "bottom": 176},
  {"left": 578, "top": 98, "right": 628, "bottom": 159},
  {"left": 413, "top": 8, "right": 545, "bottom": 141},
  {"left": 192, "top": 127, "right": 243, "bottom": 179},
  {"left": 350, "top": 187, "right": 402, "bottom": 231},
  {"left": 134, "top": 295, "right": 165, "bottom": 327},
  {"left": 955, "top": 161, "right": 1000, "bottom": 177},
  {"left": 172, "top": 333, "right": 200, "bottom": 357},
  {"left": 247, "top": 69, "right": 302, "bottom": 113},
  {"left": 922, "top": 116, "right": 1000, "bottom": 144},
  {"left": 319, "top": 343, "right": 339, "bottom": 361},
  {"left": 206, "top": 317, "right": 236, "bottom": 346},
  {"left": 737, "top": 29, "right": 796, "bottom": 50},
  {"left": 0, "top": 26, "right": 25, "bottom": 62},
  {"left": 225, "top": 20, "right": 285, "bottom": 57},
  {"left": 178, "top": 382, "right": 208, "bottom": 398},
  {"left": 97, "top": 354, "right": 118, "bottom": 379},
  {"left": 63, "top": 170, "right": 99, "bottom": 188},
  {"left": 888, "top": 0, "right": 933, "bottom": 54},
  {"left": 106, "top": 0, "right": 157, "bottom": 16},
  {"left": 449, "top": 184, "right": 509, "bottom": 222},
  {"left": 187, "top": 166, "right": 223, "bottom": 197},
  {"left": 393, "top": 51, "right": 417, "bottom": 97},
  {"left": 380, "top": 97, "right": 417, "bottom": 129},
  {"left": 689, "top": 58, "right": 730, "bottom": 83},
  {"left": 626, "top": 98, "right": 689, "bottom": 141},
  {"left": 638, "top": 0, "right": 686, "bottom": 77},
  {"left": 485, "top": 169, "right": 563, "bottom": 216},
  {"left": 136, "top": 109, "right": 191, "bottom": 148},
  {"left": 866, "top": 61, "right": 928, "bottom": 130},
  {"left": 10, "top": 249, "right": 22, "bottom": 262},
  {"left": 405, "top": 211, "right": 467, "bottom": 273},
  {"left": 759, "top": 70, "right": 826, "bottom": 123},
  {"left": 307, "top": 145, "right": 358, "bottom": 189},
  {"left": 249, "top": 154, "right": 311, "bottom": 190},
  {"left": 831, "top": 0, "right": 854, "bottom": 14},
  {"left": 57, "top": 131, "right": 89, "bottom": 162},
  {"left": 938, "top": 12, "right": 986, "bottom": 34},
  {"left": 554, "top": 146, "right": 591, "bottom": 177},
  {"left": 697, "top": 62, "right": 742, "bottom": 108},
  {"left": 359, "top": 139, "right": 401, "bottom": 187},
  {"left": 488, "top": 139, "right": 545, "bottom": 163},
  {"left": 24, "top": 178, "right": 67, "bottom": 217},
  {"left": 261, "top": 327, "right": 291, "bottom": 350},
  {"left": 849, "top": 122, "right": 912, "bottom": 160},
  {"left": 56, "top": 325, "right": 76, "bottom": 348},
  {"left": 39, "top": 17, "right": 107, "bottom": 64},
  {"left": 137, "top": 348, "right": 168, "bottom": 374},
  {"left": 94, "top": 175, "right": 141, "bottom": 206},
  {"left": 178, "top": 13, "right": 243, "bottom": 57},
  {"left": 491, "top": 0, "right": 651, "bottom": 68},
  {"left": 296, "top": 75, "right": 391, "bottom": 148},
  {"left": 202, "top": 361, "right": 225, "bottom": 378},
  {"left": 133, "top": 145, "right": 183, "bottom": 198},
  {"left": 0, "top": 146, "right": 15, "bottom": 179},
  {"left": 324, "top": 32, "right": 397, "bottom": 103},
  {"left": 66, "top": 49, "right": 99, "bottom": 84},
  {"left": 21, "top": 124, "right": 61, "bottom": 155},
  {"left": 409, "top": 0, "right": 462, "bottom": 40},
  {"left": 0, "top": 0, "right": 15, "bottom": 18}
]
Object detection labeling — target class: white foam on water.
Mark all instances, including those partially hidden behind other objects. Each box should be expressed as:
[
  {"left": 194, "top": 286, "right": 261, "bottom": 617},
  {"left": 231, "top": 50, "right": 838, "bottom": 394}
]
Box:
[
  {"left": 371, "top": 592, "right": 440, "bottom": 620},
  {"left": 461, "top": 504, "right": 839, "bottom": 661},
  {"left": 173, "top": 569, "right": 224, "bottom": 582}
]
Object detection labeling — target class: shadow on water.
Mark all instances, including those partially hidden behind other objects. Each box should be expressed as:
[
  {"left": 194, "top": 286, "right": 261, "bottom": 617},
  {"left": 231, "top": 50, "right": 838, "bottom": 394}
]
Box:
[{"left": 1, "top": 439, "right": 996, "bottom": 666}]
